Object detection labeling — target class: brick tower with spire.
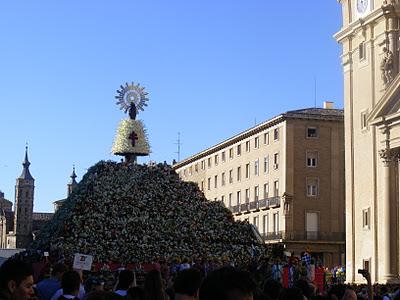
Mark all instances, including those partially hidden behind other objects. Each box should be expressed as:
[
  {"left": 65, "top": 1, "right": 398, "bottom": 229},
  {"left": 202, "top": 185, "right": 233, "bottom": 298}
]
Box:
[{"left": 8, "top": 147, "right": 35, "bottom": 248}]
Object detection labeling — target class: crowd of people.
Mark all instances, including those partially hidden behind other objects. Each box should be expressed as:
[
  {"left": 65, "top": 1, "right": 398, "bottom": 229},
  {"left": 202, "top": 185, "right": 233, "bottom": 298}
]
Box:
[
  {"left": 33, "top": 161, "right": 266, "bottom": 264},
  {"left": 2, "top": 255, "right": 400, "bottom": 300}
]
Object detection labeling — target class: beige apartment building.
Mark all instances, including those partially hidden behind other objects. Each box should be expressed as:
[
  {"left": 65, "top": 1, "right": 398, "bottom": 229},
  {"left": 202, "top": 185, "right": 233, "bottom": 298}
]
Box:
[
  {"left": 173, "top": 106, "right": 345, "bottom": 267},
  {"left": 335, "top": 0, "right": 400, "bottom": 283}
]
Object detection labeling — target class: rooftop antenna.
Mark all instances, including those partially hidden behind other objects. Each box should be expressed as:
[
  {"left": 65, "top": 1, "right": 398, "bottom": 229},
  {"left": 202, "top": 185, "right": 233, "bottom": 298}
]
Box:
[{"left": 174, "top": 132, "right": 182, "bottom": 162}]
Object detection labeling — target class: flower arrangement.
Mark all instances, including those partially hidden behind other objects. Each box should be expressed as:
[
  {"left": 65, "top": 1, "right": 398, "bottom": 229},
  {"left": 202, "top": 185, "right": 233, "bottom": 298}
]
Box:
[
  {"left": 32, "top": 161, "right": 266, "bottom": 265},
  {"left": 112, "top": 119, "right": 150, "bottom": 156}
]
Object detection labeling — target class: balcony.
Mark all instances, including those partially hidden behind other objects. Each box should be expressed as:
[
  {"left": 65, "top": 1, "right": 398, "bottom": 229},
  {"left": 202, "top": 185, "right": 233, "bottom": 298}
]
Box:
[
  {"left": 230, "top": 205, "right": 239, "bottom": 214},
  {"left": 240, "top": 203, "right": 250, "bottom": 214},
  {"left": 262, "top": 231, "right": 345, "bottom": 242},
  {"left": 249, "top": 200, "right": 259, "bottom": 210}
]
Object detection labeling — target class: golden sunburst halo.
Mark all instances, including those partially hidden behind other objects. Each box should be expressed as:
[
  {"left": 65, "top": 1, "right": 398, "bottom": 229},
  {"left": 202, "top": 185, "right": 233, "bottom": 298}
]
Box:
[{"left": 115, "top": 82, "right": 149, "bottom": 114}]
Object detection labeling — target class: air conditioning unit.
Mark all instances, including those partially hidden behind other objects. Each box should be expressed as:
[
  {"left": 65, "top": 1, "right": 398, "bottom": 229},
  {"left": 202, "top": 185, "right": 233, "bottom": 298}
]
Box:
[{"left": 273, "top": 163, "right": 279, "bottom": 169}]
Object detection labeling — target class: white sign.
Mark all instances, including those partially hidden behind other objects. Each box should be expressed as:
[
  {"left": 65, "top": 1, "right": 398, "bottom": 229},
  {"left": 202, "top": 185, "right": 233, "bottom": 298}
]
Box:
[
  {"left": 44, "top": 252, "right": 49, "bottom": 257},
  {"left": 73, "top": 253, "right": 93, "bottom": 271}
]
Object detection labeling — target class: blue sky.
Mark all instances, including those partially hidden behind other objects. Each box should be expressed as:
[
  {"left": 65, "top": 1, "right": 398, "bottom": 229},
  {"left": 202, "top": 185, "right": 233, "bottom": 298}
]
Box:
[{"left": 0, "top": 1, "right": 343, "bottom": 212}]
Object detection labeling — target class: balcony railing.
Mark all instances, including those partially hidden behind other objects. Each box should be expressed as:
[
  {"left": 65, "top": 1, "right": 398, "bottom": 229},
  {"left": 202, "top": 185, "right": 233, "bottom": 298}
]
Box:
[
  {"left": 230, "top": 205, "right": 239, "bottom": 213},
  {"left": 228, "top": 196, "right": 281, "bottom": 215},
  {"left": 240, "top": 203, "right": 250, "bottom": 213},
  {"left": 261, "top": 231, "right": 345, "bottom": 242}
]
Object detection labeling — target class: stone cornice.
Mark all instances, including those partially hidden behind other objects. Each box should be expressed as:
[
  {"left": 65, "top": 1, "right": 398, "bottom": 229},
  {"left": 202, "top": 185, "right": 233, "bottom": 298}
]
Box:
[
  {"left": 369, "top": 74, "right": 400, "bottom": 125},
  {"left": 173, "top": 111, "right": 343, "bottom": 169},
  {"left": 334, "top": 6, "right": 396, "bottom": 43}
]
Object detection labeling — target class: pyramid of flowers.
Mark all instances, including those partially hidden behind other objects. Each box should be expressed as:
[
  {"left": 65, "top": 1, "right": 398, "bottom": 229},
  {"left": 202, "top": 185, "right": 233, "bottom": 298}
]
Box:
[{"left": 33, "top": 161, "right": 264, "bottom": 264}]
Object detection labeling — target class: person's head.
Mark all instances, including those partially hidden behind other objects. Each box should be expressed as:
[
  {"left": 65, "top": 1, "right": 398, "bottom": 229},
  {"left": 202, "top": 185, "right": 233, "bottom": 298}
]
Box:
[
  {"left": 278, "top": 287, "right": 304, "bottom": 300},
  {"left": 263, "top": 279, "right": 281, "bottom": 300},
  {"left": 293, "top": 279, "right": 314, "bottom": 299},
  {"left": 51, "top": 263, "right": 68, "bottom": 280},
  {"left": 85, "top": 291, "right": 123, "bottom": 300},
  {"left": 199, "top": 266, "right": 256, "bottom": 300},
  {"left": 328, "top": 284, "right": 347, "bottom": 300},
  {"left": 127, "top": 286, "right": 144, "bottom": 300},
  {"left": 0, "top": 259, "right": 35, "bottom": 300},
  {"left": 173, "top": 268, "right": 203, "bottom": 299},
  {"left": 85, "top": 277, "right": 105, "bottom": 293},
  {"left": 61, "top": 270, "right": 81, "bottom": 296},
  {"left": 341, "top": 288, "right": 356, "bottom": 300},
  {"left": 116, "top": 270, "right": 135, "bottom": 291},
  {"left": 143, "top": 270, "right": 165, "bottom": 300}
]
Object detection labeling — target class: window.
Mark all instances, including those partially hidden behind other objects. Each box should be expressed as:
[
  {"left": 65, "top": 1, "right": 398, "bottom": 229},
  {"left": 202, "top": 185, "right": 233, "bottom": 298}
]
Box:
[
  {"left": 189, "top": 166, "right": 192, "bottom": 176},
  {"left": 307, "top": 127, "right": 318, "bottom": 138},
  {"left": 237, "top": 166, "right": 242, "bottom": 181},
  {"left": 246, "top": 141, "right": 250, "bottom": 152},
  {"left": 274, "top": 180, "right": 279, "bottom": 197},
  {"left": 273, "top": 212, "right": 279, "bottom": 233},
  {"left": 306, "top": 151, "right": 318, "bottom": 167},
  {"left": 264, "top": 183, "right": 269, "bottom": 199},
  {"left": 237, "top": 144, "right": 242, "bottom": 156},
  {"left": 207, "top": 178, "right": 211, "bottom": 190},
  {"left": 263, "top": 214, "right": 269, "bottom": 233},
  {"left": 201, "top": 160, "right": 205, "bottom": 170},
  {"left": 214, "top": 197, "right": 217, "bottom": 201},
  {"left": 264, "top": 156, "right": 269, "bottom": 173},
  {"left": 245, "top": 163, "right": 250, "bottom": 178},
  {"left": 254, "top": 136, "right": 260, "bottom": 149},
  {"left": 359, "top": 42, "right": 366, "bottom": 60},
  {"left": 363, "top": 259, "right": 370, "bottom": 273},
  {"left": 245, "top": 188, "right": 250, "bottom": 203},
  {"left": 25, "top": 191, "right": 29, "bottom": 198},
  {"left": 222, "top": 151, "right": 226, "bottom": 162},
  {"left": 237, "top": 191, "right": 241, "bottom": 206},
  {"left": 200, "top": 180, "right": 204, "bottom": 191},
  {"left": 208, "top": 157, "right": 212, "bottom": 168},
  {"left": 195, "top": 163, "right": 198, "bottom": 172},
  {"left": 229, "top": 193, "right": 233, "bottom": 208},
  {"left": 183, "top": 169, "right": 187, "bottom": 176},
  {"left": 229, "top": 169, "right": 233, "bottom": 184},
  {"left": 273, "top": 153, "right": 279, "bottom": 169},
  {"left": 221, "top": 195, "right": 225, "bottom": 205},
  {"left": 363, "top": 208, "right": 371, "bottom": 229},
  {"left": 214, "top": 154, "right": 219, "bottom": 165},
  {"left": 274, "top": 128, "right": 279, "bottom": 141},
  {"left": 229, "top": 148, "right": 234, "bottom": 159},
  {"left": 253, "top": 216, "right": 259, "bottom": 229},
  {"left": 221, "top": 172, "right": 226, "bottom": 186},
  {"left": 254, "top": 185, "right": 259, "bottom": 201},
  {"left": 306, "top": 177, "right": 319, "bottom": 196},
  {"left": 254, "top": 159, "right": 259, "bottom": 176},
  {"left": 361, "top": 111, "right": 368, "bottom": 130},
  {"left": 264, "top": 132, "right": 269, "bottom": 145},
  {"left": 214, "top": 175, "right": 218, "bottom": 188},
  {"left": 306, "top": 212, "right": 319, "bottom": 239}
]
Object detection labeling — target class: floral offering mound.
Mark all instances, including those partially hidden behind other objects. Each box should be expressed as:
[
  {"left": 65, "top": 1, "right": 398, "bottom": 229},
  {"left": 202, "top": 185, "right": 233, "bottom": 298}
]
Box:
[{"left": 33, "top": 161, "right": 263, "bottom": 264}]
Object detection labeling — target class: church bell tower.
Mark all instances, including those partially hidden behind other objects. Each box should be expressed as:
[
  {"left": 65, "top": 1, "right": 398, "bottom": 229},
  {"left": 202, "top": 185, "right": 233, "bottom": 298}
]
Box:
[
  {"left": 335, "top": 0, "right": 400, "bottom": 284},
  {"left": 12, "top": 146, "right": 35, "bottom": 248}
]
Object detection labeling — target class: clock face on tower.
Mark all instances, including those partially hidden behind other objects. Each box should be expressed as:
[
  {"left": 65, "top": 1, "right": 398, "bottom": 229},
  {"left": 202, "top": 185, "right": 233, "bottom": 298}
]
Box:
[{"left": 357, "top": 0, "right": 369, "bottom": 15}]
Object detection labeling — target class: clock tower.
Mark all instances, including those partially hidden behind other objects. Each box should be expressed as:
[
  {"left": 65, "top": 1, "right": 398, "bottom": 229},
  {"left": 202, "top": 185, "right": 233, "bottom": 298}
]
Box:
[{"left": 335, "top": 0, "right": 400, "bottom": 283}]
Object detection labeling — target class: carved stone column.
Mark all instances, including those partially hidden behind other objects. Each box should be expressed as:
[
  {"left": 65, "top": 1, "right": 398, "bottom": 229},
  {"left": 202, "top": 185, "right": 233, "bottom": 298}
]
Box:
[{"left": 379, "top": 147, "right": 398, "bottom": 281}]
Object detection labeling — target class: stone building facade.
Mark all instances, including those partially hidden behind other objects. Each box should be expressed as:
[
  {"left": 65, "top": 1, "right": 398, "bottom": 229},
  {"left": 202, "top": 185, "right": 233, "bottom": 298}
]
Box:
[
  {"left": 173, "top": 105, "right": 345, "bottom": 267},
  {"left": 335, "top": 0, "right": 400, "bottom": 284}
]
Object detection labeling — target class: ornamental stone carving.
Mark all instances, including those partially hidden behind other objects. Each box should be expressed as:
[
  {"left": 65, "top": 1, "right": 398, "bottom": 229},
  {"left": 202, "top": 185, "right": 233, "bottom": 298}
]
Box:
[
  {"left": 379, "top": 148, "right": 399, "bottom": 165},
  {"left": 381, "top": 47, "right": 394, "bottom": 86}
]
